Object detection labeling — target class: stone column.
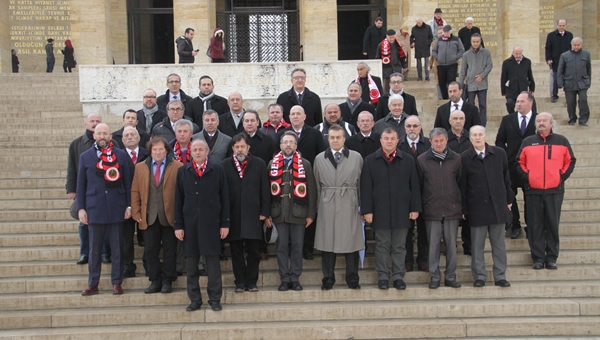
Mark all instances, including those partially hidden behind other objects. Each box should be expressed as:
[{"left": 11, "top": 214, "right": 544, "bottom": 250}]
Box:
[
  {"left": 300, "top": 0, "right": 337, "bottom": 61},
  {"left": 173, "top": 0, "right": 214, "bottom": 63},
  {"left": 0, "top": 0, "right": 9, "bottom": 73},
  {"left": 71, "top": 0, "right": 120, "bottom": 64},
  {"left": 503, "top": 0, "right": 539, "bottom": 62}
]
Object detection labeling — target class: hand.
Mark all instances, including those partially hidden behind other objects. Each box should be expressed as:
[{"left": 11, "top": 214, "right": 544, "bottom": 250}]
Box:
[
  {"left": 507, "top": 204, "right": 512, "bottom": 210},
  {"left": 364, "top": 213, "right": 373, "bottom": 224},
  {"left": 409, "top": 212, "right": 419, "bottom": 220},
  {"left": 462, "top": 214, "right": 466, "bottom": 220},
  {"left": 78, "top": 209, "right": 88, "bottom": 225},
  {"left": 402, "top": 68, "right": 408, "bottom": 73},
  {"left": 124, "top": 207, "right": 132, "bottom": 220},
  {"left": 67, "top": 192, "right": 76, "bottom": 200},
  {"left": 305, "top": 218, "right": 313, "bottom": 228},
  {"left": 428, "top": 66, "right": 432, "bottom": 71},
  {"left": 530, "top": 92, "right": 534, "bottom": 95},
  {"left": 264, "top": 217, "right": 272, "bottom": 228},
  {"left": 547, "top": 60, "right": 552, "bottom": 65},
  {"left": 192, "top": 50, "right": 198, "bottom": 56},
  {"left": 475, "top": 75, "right": 483, "bottom": 83},
  {"left": 220, "top": 228, "right": 229, "bottom": 239},
  {"left": 259, "top": 215, "right": 266, "bottom": 221},
  {"left": 175, "top": 229, "right": 184, "bottom": 241},
  {"left": 410, "top": 43, "right": 415, "bottom": 48},
  {"left": 362, "top": 52, "right": 367, "bottom": 56},
  {"left": 136, "top": 218, "right": 142, "bottom": 223}
]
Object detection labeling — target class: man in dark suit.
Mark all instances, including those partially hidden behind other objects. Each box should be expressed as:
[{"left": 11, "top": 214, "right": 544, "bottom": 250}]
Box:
[
  {"left": 375, "top": 73, "right": 418, "bottom": 121},
  {"left": 545, "top": 19, "right": 573, "bottom": 103},
  {"left": 277, "top": 68, "right": 323, "bottom": 127},
  {"left": 221, "top": 134, "right": 270, "bottom": 293},
  {"left": 501, "top": 46, "right": 535, "bottom": 114},
  {"left": 345, "top": 111, "right": 381, "bottom": 159},
  {"left": 434, "top": 82, "right": 480, "bottom": 131},
  {"left": 362, "top": 17, "right": 385, "bottom": 59},
  {"left": 113, "top": 109, "right": 150, "bottom": 149},
  {"left": 190, "top": 75, "right": 230, "bottom": 128},
  {"left": 192, "top": 110, "right": 232, "bottom": 164},
  {"left": 120, "top": 126, "right": 149, "bottom": 278},
  {"left": 137, "top": 89, "right": 168, "bottom": 134},
  {"left": 355, "top": 62, "right": 383, "bottom": 105},
  {"left": 77, "top": 123, "right": 133, "bottom": 296},
  {"left": 339, "top": 83, "right": 376, "bottom": 131},
  {"left": 398, "top": 115, "right": 429, "bottom": 272},
  {"left": 219, "top": 91, "right": 246, "bottom": 137},
  {"left": 242, "top": 110, "right": 277, "bottom": 165},
  {"left": 174, "top": 139, "right": 230, "bottom": 312},
  {"left": 316, "top": 104, "right": 356, "bottom": 145},
  {"left": 151, "top": 100, "right": 199, "bottom": 142},
  {"left": 495, "top": 92, "right": 537, "bottom": 239},
  {"left": 156, "top": 74, "right": 194, "bottom": 117}
]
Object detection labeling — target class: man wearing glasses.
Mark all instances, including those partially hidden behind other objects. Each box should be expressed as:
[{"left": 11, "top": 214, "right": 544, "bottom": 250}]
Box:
[
  {"left": 137, "top": 89, "right": 167, "bottom": 134},
  {"left": 157, "top": 74, "right": 193, "bottom": 117},
  {"left": 375, "top": 73, "right": 418, "bottom": 121},
  {"left": 277, "top": 68, "right": 323, "bottom": 127},
  {"left": 151, "top": 100, "right": 199, "bottom": 141}
]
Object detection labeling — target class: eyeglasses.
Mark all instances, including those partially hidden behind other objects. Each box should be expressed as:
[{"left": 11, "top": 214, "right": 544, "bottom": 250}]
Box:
[
  {"left": 390, "top": 81, "right": 403, "bottom": 84},
  {"left": 143, "top": 96, "right": 156, "bottom": 99},
  {"left": 167, "top": 80, "right": 181, "bottom": 84},
  {"left": 405, "top": 124, "right": 421, "bottom": 128},
  {"left": 168, "top": 108, "right": 183, "bottom": 112},
  {"left": 292, "top": 76, "right": 306, "bottom": 80}
]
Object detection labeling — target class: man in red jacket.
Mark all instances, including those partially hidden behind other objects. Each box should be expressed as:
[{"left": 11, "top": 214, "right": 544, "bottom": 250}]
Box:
[{"left": 517, "top": 112, "right": 576, "bottom": 270}]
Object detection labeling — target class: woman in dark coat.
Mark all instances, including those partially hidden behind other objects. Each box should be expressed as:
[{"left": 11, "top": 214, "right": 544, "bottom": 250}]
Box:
[
  {"left": 62, "top": 39, "right": 76, "bottom": 73},
  {"left": 209, "top": 28, "right": 225, "bottom": 63}
]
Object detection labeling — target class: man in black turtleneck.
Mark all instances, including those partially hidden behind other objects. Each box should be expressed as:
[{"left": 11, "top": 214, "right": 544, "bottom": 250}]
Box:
[{"left": 190, "top": 75, "right": 229, "bottom": 129}]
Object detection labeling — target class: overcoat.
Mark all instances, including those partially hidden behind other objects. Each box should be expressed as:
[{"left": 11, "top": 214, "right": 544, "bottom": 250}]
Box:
[
  {"left": 313, "top": 148, "right": 364, "bottom": 253},
  {"left": 221, "top": 156, "right": 270, "bottom": 241},
  {"left": 174, "top": 160, "right": 230, "bottom": 257}
]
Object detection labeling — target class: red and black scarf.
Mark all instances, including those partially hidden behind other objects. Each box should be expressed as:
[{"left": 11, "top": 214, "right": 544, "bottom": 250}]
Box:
[
  {"left": 192, "top": 158, "right": 208, "bottom": 178},
  {"left": 263, "top": 120, "right": 290, "bottom": 134},
  {"left": 233, "top": 154, "right": 249, "bottom": 179},
  {"left": 356, "top": 74, "right": 380, "bottom": 104},
  {"left": 381, "top": 39, "right": 406, "bottom": 65},
  {"left": 173, "top": 141, "right": 190, "bottom": 165},
  {"left": 270, "top": 151, "right": 307, "bottom": 205},
  {"left": 383, "top": 148, "right": 397, "bottom": 163},
  {"left": 96, "top": 141, "right": 121, "bottom": 187},
  {"left": 435, "top": 17, "right": 444, "bottom": 27}
]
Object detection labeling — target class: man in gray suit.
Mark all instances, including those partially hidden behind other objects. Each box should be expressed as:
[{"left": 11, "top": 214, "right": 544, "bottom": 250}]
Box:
[
  {"left": 557, "top": 37, "right": 592, "bottom": 126},
  {"left": 192, "top": 109, "right": 232, "bottom": 163}
]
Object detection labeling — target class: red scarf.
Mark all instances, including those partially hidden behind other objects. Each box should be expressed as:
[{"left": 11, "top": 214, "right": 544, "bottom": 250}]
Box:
[
  {"left": 192, "top": 158, "right": 208, "bottom": 178},
  {"left": 270, "top": 151, "right": 307, "bottom": 202},
  {"left": 96, "top": 141, "right": 121, "bottom": 186},
  {"left": 383, "top": 148, "right": 396, "bottom": 163},
  {"left": 356, "top": 74, "right": 380, "bottom": 104},
  {"left": 435, "top": 17, "right": 444, "bottom": 26},
  {"left": 381, "top": 39, "right": 406, "bottom": 65},
  {"left": 233, "top": 154, "right": 248, "bottom": 179},
  {"left": 263, "top": 120, "right": 290, "bottom": 134},
  {"left": 174, "top": 141, "right": 190, "bottom": 164}
]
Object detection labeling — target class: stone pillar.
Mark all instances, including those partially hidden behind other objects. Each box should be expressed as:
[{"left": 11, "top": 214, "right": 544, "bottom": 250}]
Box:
[
  {"left": 0, "top": 0, "right": 9, "bottom": 73},
  {"left": 503, "top": 0, "right": 539, "bottom": 62},
  {"left": 173, "top": 0, "right": 214, "bottom": 63},
  {"left": 300, "top": 0, "right": 337, "bottom": 61},
  {"left": 582, "top": 0, "right": 597, "bottom": 58},
  {"left": 107, "top": 0, "right": 128, "bottom": 64},
  {"left": 71, "top": 0, "right": 114, "bottom": 64}
]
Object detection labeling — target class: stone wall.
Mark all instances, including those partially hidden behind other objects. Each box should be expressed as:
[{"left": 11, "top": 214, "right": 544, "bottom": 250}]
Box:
[{"left": 0, "top": 0, "right": 9, "bottom": 73}]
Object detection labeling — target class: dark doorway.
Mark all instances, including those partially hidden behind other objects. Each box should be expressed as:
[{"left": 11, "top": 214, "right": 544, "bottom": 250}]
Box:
[
  {"left": 337, "top": 1, "right": 385, "bottom": 61},
  {"left": 127, "top": 0, "right": 174, "bottom": 64}
]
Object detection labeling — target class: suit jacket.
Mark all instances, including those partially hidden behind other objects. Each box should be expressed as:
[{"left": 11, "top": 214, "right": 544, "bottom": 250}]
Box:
[
  {"left": 192, "top": 129, "right": 232, "bottom": 164},
  {"left": 136, "top": 108, "right": 168, "bottom": 134},
  {"left": 495, "top": 111, "right": 537, "bottom": 167},
  {"left": 151, "top": 116, "right": 200, "bottom": 141},
  {"left": 218, "top": 111, "right": 245, "bottom": 137},
  {"left": 76, "top": 146, "right": 133, "bottom": 224},
  {"left": 398, "top": 136, "right": 430, "bottom": 161},
  {"left": 339, "top": 100, "right": 376, "bottom": 131},
  {"left": 357, "top": 75, "right": 383, "bottom": 104},
  {"left": 500, "top": 56, "right": 535, "bottom": 99},
  {"left": 345, "top": 132, "right": 381, "bottom": 159},
  {"left": 375, "top": 92, "right": 418, "bottom": 121},
  {"left": 131, "top": 157, "right": 183, "bottom": 230},
  {"left": 122, "top": 146, "right": 150, "bottom": 165},
  {"left": 277, "top": 124, "right": 326, "bottom": 164},
  {"left": 112, "top": 126, "right": 150, "bottom": 150},
  {"left": 156, "top": 89, "right": 194, "bottom": 117},
  {"left": 545, "top": 29, "right": 573, "bottom": 71},
  {"left": 434, "top": 101, "right": 481, "bottom": 131},
  {"left": 277, "top": 87, "right": 323, "bottom": 127},
  {"left": 189, "top": 94, "right": 230, "bottom": 128},
  {"left": 246, "top": 130, "right": 277, "bottom": 165}
]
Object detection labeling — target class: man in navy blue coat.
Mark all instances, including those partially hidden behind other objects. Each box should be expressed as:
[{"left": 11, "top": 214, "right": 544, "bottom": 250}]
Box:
[{"left": 77, "top": 123, "right": 134, "bottom": 296}]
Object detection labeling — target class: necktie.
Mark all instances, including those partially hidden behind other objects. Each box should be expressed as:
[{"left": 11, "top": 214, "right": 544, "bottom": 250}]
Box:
[
  {"left": 173, "top": 95, "right": 178, "bottom": 100},
  {"left": 520, "top": 116, "right": 527, "bottom": 135},
  {"left": 182, "top": 150, "right": 188, "bottom": 165},
  {"left": 154, "top": 161, "right": 162, "bottom": 186},
  {"left": 295, "top": 130, "right": 300, "bottom": 137},
  {"left": 411, "top": 142, "right": 416, "bottom": 153},
  {"left": 297, "top": 93, "right": 303, "bottom": 104},
  {"left": 131, "top": 150, "right": 137, "bottom": 164},
  {"left": 478, "top": 152, "right": 484, "bottom": 160},
  {"left": 334, "top": 152, "right": 341, "bottom": 164},
  {"left": 453, "top": 103, "right": 459, "bottom": 111},
  {"left": 284, "top": 158, "right": 291, "bottom": 168}
]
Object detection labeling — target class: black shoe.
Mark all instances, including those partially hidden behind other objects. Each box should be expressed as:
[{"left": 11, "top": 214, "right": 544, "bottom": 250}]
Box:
[
  {"left": 495, "top": 280, "right": 511, "bottom": 287},
  {"left": 417, "top": 77, "right": 423, "bottom": 81},
  {"left": 568, "top": 120, "right": 577, "bottom": 125},
  {"left": 321, "top": 283, "right": 333, "bottom": 290},
  {"left": 551, "top": 97, "right": 558, "bottom": 103},
  {"left": 291, "top": 282, "right": 303, "bottom": 291},
  {"left": 186, "top": 302, "right": 202, "bottom": 312},
  {"left": 303, "top": 252, "right": 314, "bottom": 260},
  {"left": 546, "top": 262, "right": 558, "bottom": 270},
  {"left": 101, "top": 254, "right": 111, "bottom": 264},
  {"left": 122, "top": 270, "right": 136, "bottom": 278},
  {"left": 247, "top": 285, "right": 259, "bottom": 292},
  {"left": 511, "top": 228, "right": 522, "bottom": 239},
  {"left": 209, "top": 301, "right": 222, "bottom": 311},
  {"left": 393, "top": 279, "right": 406, "bottom": 290},
  {"left": 278, "top": 282, "right": 290, "bottom": 291},
  {"left": 348, "top": 282, "right": 361, "bottom": 290},
  {"left": 444, "top": 280, "right": 462, "bottom": 288},
  {"left": 235, "top": 285, "right": 245, "bottom": 293},
  {"left": 144, "top": 281, "right": 162, "bottom": 294},
  {"left": 532, "top": 262, "right": 544, "bottom": 270},
  {"left": 198, "top": 269, "right": 207, "bottom": 276},
  {"left": 463, "top": 248, "right": 472, "bottom": 256},
  {"left": 473, "top": 280, "right": 486, "bottom": 287},
  {"left": 76, "top": 255, "right": 88, "bottom": 265},
  {"left": 405, "top": 263, "right": 414, "bottom": 272},
  {"left": 161, "top": 281, "right": 172, "bottom": 293},
  {"left": 378, "top": 280, "right": 389, "bottom": 290},
  {"left": 428, "top": 281, "right": 440, "bottom": 289},
  {"left": 579, "top": 122, "right": 588, "bottom": 127},
  {"left": 176, "top": 271, "right": 184, "bottom": 277},
  {"left": 220, "top": 254, "right": 228, "bottom": 261},
  {"left": 425, "top": 77, "right": 430, "bottom": 81}
]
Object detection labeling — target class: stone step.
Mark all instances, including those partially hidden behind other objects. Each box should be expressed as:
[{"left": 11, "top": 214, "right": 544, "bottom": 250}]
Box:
[
  {"left": 0, "top": 188, "right": 67, "bottom": 200},
  {"left": 0, "top": 178, "right": 64, "bottom": 189},
  {"left": 0, "top": 209, "right": 70, "bottom": 222},
  {"left": 0, "top": 221, "right": 77, "bottom": 234},
  {"left": 0, "top": 199, "right": 71, "bottom": 211}
]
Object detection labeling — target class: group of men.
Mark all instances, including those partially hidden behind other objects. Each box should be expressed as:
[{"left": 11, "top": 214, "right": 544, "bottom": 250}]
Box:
[{"left": 67, "top": 51, "right": 577, "bottom": 311}]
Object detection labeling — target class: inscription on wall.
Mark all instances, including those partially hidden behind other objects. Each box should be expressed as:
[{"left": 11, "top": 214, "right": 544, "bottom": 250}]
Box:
[
  {"left": 539, "top": 4, "right": 556, "bottom": 58},
  {"left": 9, "top": 0, "right": 71, "bottom": 54}
]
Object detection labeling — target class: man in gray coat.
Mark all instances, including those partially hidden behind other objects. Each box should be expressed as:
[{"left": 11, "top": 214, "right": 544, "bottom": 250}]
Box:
[
  {"left": 557, "top": 37, "right": 591, "bottom": 126},
  {"left": 459, "top": 33, "right": 493, "bottom": 126},
  {"left": 192, "top": 110, "right": 232, "bottom": 163},
  {"left": 432, "top": 25, "right": 465, "bottom": 99},
  {"left": 314, "top": 125, "right": 364, "bottom": 290}
]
